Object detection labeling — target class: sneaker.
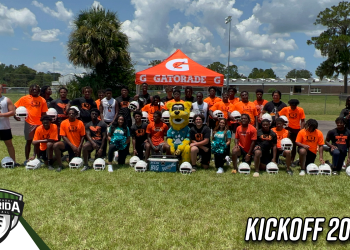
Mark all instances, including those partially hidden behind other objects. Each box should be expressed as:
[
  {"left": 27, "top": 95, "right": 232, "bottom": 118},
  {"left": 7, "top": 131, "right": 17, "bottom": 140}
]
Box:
[
  {"left": 332, "top": 171, "right": 338, "bottom": 175},
  {"left": 253, "top": 172, "right": 259, "bottom": 177},
  {"left": 23, "top": 160, "right": 28, "bottom": 166},
  {"left": 81, "top": 166, "right": 90, "bottom": 172},
  {"left": 108, "top": 165, "right": 113, "bottom": 172},
  {"left": 191, "top": 166, "right": 197, "bottom": 172},
  {"left": 291, "top": 159, "right": 299, "bottom": 167},
  {"left": 48, "top": 166, "right": 55, "bottom": 171},
  {"left": 216, "top": 167, "right": 224, "bottom": 174},
  {"left": 287, "top": 170, "right": 293, "bottom": 176},
  {"left": 299, "top": 170, "right": 306, "bottom": 176},
  {"left": 56, "top": 166, "right": 62, "bottom": 172},
  {"left": 61, "top": 155, "right": 69, "bottom": 163},
  {"left": 231, "top": 169, "right": 237, "bottom": 174},
  {"left": 14, "top": 163, "right": 20, "bottom": 167}
]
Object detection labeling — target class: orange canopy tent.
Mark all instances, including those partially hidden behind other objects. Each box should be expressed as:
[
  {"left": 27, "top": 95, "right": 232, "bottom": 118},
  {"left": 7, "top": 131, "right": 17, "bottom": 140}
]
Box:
[{"left": 135, "top": 49, "right": 224, "bottom": 87}]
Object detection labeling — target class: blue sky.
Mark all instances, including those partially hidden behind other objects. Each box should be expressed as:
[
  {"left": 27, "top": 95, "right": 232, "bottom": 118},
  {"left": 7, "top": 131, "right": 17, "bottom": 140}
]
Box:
[{"left": 0, "top": 0, "right": 342, "bottom": 78}]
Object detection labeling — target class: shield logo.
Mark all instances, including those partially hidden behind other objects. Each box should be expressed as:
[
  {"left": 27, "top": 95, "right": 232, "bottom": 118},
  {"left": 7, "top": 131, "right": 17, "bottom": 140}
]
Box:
[{"left": 0, "top": 189, "right": 24, "bottom": 243}]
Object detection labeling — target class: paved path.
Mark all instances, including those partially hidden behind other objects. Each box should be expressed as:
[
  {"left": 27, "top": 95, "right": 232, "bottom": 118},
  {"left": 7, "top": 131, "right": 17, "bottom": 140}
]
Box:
[{"left": 10, "top": 118, "right": 335, "bottom": 138}]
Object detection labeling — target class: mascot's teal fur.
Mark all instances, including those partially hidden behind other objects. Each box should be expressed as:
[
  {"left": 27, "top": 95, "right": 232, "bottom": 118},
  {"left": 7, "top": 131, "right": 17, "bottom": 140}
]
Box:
[{"left": 166, "top": 101, "right": 192, "bottom": 163}]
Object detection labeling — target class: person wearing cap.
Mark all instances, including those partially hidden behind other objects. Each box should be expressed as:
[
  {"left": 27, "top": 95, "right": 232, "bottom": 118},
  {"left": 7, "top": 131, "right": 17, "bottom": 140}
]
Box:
[
  {"left": 262, "top": 90, "right": 287, "bottom": 127},
  {"left": 295, "top": 119, "right": 324, "bottom": 176},
  {"left": 278, "top": 99, "right": 305, "bottom": 163}
]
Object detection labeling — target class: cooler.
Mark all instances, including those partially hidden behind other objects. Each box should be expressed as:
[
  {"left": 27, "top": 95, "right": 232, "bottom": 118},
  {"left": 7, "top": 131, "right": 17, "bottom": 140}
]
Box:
[{"left": 147, "top": 155, "right": 179, "bottom": 172}]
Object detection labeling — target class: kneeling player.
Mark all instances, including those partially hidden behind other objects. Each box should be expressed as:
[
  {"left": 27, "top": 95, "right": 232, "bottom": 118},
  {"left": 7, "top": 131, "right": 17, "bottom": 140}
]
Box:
[
  {"left": 272, "top": 118, "right": 292, "bottom": 175},
  {"left": 81, "top": 109, "right": 107, "bottom": 171},
  {"left": 231, "top": 114, "right": 257, "bottom": 174},
  {"left": 32, "top": 115, "right": 58, "bottom": 170},
  {"left": 131, "top": 110, "right": 150, "bottom": 160},
  {"left": 295, "top": 119, "right": 325, "bottom": 176},
  {"left": 53, "top": 108, "right": 86, "bottom": 172},
  {"left": 325, "top": 117, "right": 350, "bottom": 175},
  {"left": 253, "top": 119, "right": 277, "bottom": 177}
]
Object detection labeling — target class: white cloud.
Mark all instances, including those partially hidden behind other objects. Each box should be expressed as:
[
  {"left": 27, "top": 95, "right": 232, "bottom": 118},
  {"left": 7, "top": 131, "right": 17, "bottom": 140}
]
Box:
[
  {"left": 31, "top": 1, "right": 73, "bottom": 22},
  {"left": 238, "top": 65, "right": 250, "bottom": 75},
  {"left": 242, "top": 50, "right": 285, "bottom": 63},
  {"left": 31, "top": 27, "right": 61, "bottom": 42},
  {"left": 314, "top": 49, "right": 326, "bottom": 58},
  {"left": 92, "top": 1, "right": 103, "bottom": 9},
  {"left": 0, "top": 3, "right": 37, "bottom": 35},
  {"left": 33, "top": 61, "right": 86, "bottom": 75},
  {"left": 286, "top": 55, "right": 306, "bottom": 69},
  {"left": 271, "top": 64, "right": 292, "bottom": 78},
  {"left": 12, "top": 48, "right": 19, "bottom": 50}
]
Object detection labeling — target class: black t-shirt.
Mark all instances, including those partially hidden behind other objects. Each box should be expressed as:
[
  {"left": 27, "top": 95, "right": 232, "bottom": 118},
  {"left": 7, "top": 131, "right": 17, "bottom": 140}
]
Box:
[
  {"left": 263, "top": 101, "right": 287, "bottom": 126},
  {"left": 257, "top": 129, "right": 277, "bottom": 151},
  {"left": 190, "top": 125, "right": 211, "bottom": 148},
  {"left": 326, "top": 128, "right": 350, "bottom": 153},
  {"left": 182, "top": 96, "right": 195, "bottom": 103},
  {"left": 139, "top": 93, "right": 151, "bottom": 106},
  {"left": 50, "top": 98, "right": 70, "bottom": 124},
  {"left": 130, "top": 122, "right": 148, "bottom": 146},
  {"left": 85, "top": 120, "right": 107, "bottom": 143},
  {"left": 116, "top": 96, "right": 133, "bottom": 123},
  {"left": 340, "top": 108, "right": 350, "bottom": 130},
  {"left": 70, "top": 97, "right": 97, "bottom": 123},
  {"left": 161, "top": 96, "right": 174, "bottom": 103},
  {"left": 45, "top": 97, "right": 53, "bottom": 108}
]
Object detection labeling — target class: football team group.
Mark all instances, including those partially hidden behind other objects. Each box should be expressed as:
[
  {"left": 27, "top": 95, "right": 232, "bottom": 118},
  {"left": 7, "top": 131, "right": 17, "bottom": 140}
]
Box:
[{"left": 0, "top": 82, "right": 349, "bottom": 176}]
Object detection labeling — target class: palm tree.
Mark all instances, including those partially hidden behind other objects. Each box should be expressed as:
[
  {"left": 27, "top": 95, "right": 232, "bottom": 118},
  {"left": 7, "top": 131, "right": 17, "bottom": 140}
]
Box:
[{"left": 67, "top": 5, "right": 131, "bottom": 77}]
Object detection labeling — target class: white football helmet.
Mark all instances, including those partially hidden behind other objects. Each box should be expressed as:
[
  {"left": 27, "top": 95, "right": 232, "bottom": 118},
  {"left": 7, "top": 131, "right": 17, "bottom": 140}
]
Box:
[
  {"left": 93, "top": 158, "right": 105, "bottom": 171},
  {"left": 266, "top": 162, "right": 279, "bottom": 174},
  {"left": 130, "top": 156, "right": 140, "bottom": 167},
  {"left": 238, "top": 162, "right": 250, "bottom": 174},
  {"left": 306, "top": 163, "right": 319, "bottom": 175},
  {"left": 213, "top": 110, "right": 224, "bottom": 119},
  {"left": 162, "top": 111, "right": 170, "bottom": 123},
  {"left": 160, "top": 102, "right": 165, "bottom": 106},
  {"left": 15, "top": 106, "right": 28, "bottom": 121},
  {"left": 318, "top": 164, "right": 332, "bottom": 175},
  {"left": 346, "top": 166, "right": 350, "bottom": 176},
  {"left": 26, "top": 159, "right": 41, "bottom": 170},
  {"left": 281, "top": 138, "right": 293, "bottom": 151},
  {"left": 71, "top": 106, "right": 80, "bottom": 118},
  {"left": 135, "top": 160, "right": 147, "bottom": 172},
  {"left": 1, "top": 157, "right": 15, "bottom": 168},
  {"left": 261, "top": 113, "right": 272, "bottom": 123},
  {"left": 141, "top": 111, "right": 149, "bottom": 123},
  {"left": 114, "top": 151, "right": 119, "bottom": 162},
  {"left": 189, "top": 112, "right": 195, "bottom": 124},
  {"left": 69, "top": 157, "right": 83, "bottom": 169},
  {"left": 179, "top": 162, "right": 192, "bottom": 174},
  {"left": 46, "top": 108, "right": 58, "bottom": 122},
  {"left": 128, "top": 101, "right": 140, "bottom": 111},
  {"left": 280, "top": 115, "right": 289, "bottom": 128},
  {"left": 230, "top": 111, "right": 241, "bottom": 122}
]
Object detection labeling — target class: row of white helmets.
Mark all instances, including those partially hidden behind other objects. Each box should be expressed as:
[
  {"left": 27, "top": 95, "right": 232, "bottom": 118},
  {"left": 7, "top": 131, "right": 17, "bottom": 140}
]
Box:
[
  {"left": 15, "top": 106, "right": 81, "bottom": 121},
  {"left": 237, "top": 162, "right": 334, "bottom": 175}
]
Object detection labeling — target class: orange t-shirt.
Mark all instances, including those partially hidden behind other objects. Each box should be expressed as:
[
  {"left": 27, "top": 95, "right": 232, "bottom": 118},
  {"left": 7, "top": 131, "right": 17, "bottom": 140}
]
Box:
[
  {"left": 60, "top": 119, "right": 86, "bottom": 147},
  {"left": 204, "top": 96, "right": 222, "bottom": 118},
  {"left": 230, "top": 101, "right": 258, "bottom": 125},
  {"left": 33, "top": 124, "right": 58, "bottom": 151},
  {"left": 146, "top": 121, "right": 168, "bottom": 146},
  {"left": 95, "top": 99, "right": 101, "bottom": 109},
  {"left": 296, "top": 129, "right": 324, "bottom": 154},
  {"left": 228, "top": 97, "right": 240, "bottom": 106},
  {"left": 279, "top": 106, "right": 305, "bottom": 129},
  {"left": 271, "top": 127, "right": 289, "bottom": 149},
  {"left": 253, "top": 99, "right": 268, "bottom": 117},
  {"left": 142, "top": 104, "right": 164, "bottom": 122},
  {"left": 14, "top": 95, "right": 48, "bottom": 125},
  {"left": 210, "top": 101, "right": 233, "bottom": 119},
  {"left": 235, "top": 124, "right": 257, "bottom": 153}
]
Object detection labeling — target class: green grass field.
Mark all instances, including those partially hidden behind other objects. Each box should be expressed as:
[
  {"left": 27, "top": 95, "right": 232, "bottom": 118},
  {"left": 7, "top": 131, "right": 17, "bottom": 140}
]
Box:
[{"left": 2, "top": 136, "right": 350, "bottom": 249}]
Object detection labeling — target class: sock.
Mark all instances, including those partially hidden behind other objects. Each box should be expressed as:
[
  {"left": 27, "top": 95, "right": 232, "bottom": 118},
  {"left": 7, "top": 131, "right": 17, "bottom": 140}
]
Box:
[{"left": 48, "top": 159, "right": 54, "bottom": 166}]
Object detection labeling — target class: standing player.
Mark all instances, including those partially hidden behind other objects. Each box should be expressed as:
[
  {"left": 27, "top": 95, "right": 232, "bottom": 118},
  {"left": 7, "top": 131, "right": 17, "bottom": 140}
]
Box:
[
  {"left": 32, "top": 115, "right": 58, "bottom": 170},
  {"left": 182, "top": 86, "right": 195, "bottom": 103},
  {"left": 81, "top": 109, "right": 107, "bottom": 171},
  {"left": 230, "top": 91, "right": 258, "bottom": 128},
  {"left": 231, "top": 114, "right": 257, "bottom": 174},
  {"left": 204, "top": 86, "right": 222, "bottom": 129},
  {"left": 279, "top": 99, "right": 305, "bottom": 163},
  {"left": 50, "top": 87, "right": 70, "bottom": 136},
  {"left": 253, "top": 89, "right": 268, "bottom": 126},
  {"left": 262, "top": 90, "right": 287, "bottom": 126},
  {"left": 100, "top": 88, "right": 117, "bottom": 126},
  {"left": 340, "top": 96, "right": 350, "bottom": 130},
  {"left": 0, "top": 84, "right": 18, "bottom": 165},
  {"left": 135, "top": 82, "right": 152, "bottom": 109},
  {"left": 115, "top": 85, "right": 133, "bottom": 128},
  {"left": 95, "top": 90, "right": 105, "bottom": 111},
  {"left": 228, "top": 87, "right": 239, "bottom": 106},
  {"left": 53, "top": 108, "right": 86, "bottom": 172},
  {"left": 209, "top": 91, "right": 232, "bottom": 125},
  {"left": 192, "top": 92, "right": 208, "bottom": 125},
  {"left": 325, "top": 117, "right": 350, "bottom": 175},
  {"left": 161, "top": 86, "right": 174, "bottom": 104},
  {"left": 68, "top": 86, "right": 97, "bottom": 123},
  {"left": 295, "top": 119, "right": 325, "bottom": 176},
  {"left": 142, "top": 95, "right": 164, "bottom": 123},
  {"left": 131, "top": 110, "right": 149, "bottom": 159},
  {"left": 14, "top": 84, "right": 48, "bottom": 164},
  {"left": 40, "top": 86, "right": 53, "bottom": 107}
]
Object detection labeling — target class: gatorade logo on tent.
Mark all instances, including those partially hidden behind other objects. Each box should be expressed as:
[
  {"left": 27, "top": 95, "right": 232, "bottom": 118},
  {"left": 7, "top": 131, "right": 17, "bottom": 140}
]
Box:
[{"left": 165, "top": 59, "right": 189, "bottom": 71}]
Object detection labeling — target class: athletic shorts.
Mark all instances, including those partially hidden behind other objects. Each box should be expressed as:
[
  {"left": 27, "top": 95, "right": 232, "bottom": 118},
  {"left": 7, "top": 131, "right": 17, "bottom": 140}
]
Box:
[
  {"left": 135, "top": 142, "right": 146, "bottom": 159},
  {"left": 239, "top": 146, "right": 252, "bottom": 164},
  {"left": 298, "top": 147, "right": 316, "bottom": 166},
  {"left": 39, "top": 150, "right": 48, "bottom": 161},
  {"left": 198, "top": 147, "right": 211, "bottom": 165},
  {"left": 24, "top": 122, "right": 39, "bottom": 140},
  {"left": 151, "top": 142, "right": 165, "bottom": 155},
  {"left": 0, "top": 129, "right": 13, "bottom": 141},
  {"left": 254, "top": 148, "right": 272, "bottom": 165},
  {"left": 61, "top": 141, "right": 76, "bottom": 161}
]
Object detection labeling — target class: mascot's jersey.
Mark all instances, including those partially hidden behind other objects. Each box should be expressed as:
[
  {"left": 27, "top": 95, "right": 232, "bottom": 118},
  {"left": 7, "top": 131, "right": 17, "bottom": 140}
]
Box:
[{"left": 167, "top": 126, "right": 190, "bottom": 149}]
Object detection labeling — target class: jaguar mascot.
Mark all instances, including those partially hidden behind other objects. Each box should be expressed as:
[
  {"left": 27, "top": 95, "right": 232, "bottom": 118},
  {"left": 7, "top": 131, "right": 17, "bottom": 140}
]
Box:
[{"left": 166, "top": 101, "right": 192, "bottom": 163}]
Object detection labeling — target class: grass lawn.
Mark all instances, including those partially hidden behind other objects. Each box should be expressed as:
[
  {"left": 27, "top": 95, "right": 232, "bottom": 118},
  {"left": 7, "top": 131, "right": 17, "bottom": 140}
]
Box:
[{"left": 1, "top": 136, "right": 350, "bottom": 249}]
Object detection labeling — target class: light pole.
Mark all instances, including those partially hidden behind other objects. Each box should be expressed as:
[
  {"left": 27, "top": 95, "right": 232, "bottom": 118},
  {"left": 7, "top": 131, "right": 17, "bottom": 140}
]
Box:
[
  {"left": 53, "top": 57, "right": 56, "bottom": 81},
  {"left": 225, "top": 16, "right": 232, "bottom": 90}
]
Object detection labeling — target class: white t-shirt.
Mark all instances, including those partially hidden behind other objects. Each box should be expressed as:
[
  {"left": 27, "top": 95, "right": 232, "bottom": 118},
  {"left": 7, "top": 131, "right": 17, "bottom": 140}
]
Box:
[
  {"left": 192, "top": 102, "right": 208, "bottom": 124},
  {"left": 0, "top": 96, "right": 10, "bottom": 130},
  {"left": 101, "top": 97, "right": 116, "bottom": 122}
]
